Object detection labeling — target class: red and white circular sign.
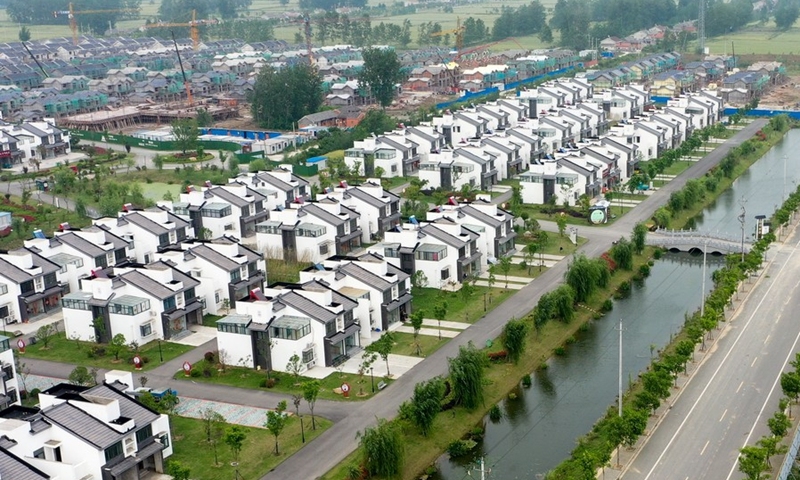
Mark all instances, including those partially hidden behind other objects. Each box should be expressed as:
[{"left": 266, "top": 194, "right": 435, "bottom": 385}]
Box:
[{"left": 341, "top": 383, "right": 350, "bottom": 393}]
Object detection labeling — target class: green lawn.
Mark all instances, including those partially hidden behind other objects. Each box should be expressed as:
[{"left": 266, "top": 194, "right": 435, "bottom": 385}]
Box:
[
  {"left": 391, "top": 331, "right": 450, "bottom": 357},
  {"left": 516, "top": 231, "right": 587, "bottom": 257},
  {"left": 139, "top": 182, "right": 183, "bottom": 202},
  {"left": 24, "top": 333, "right": 194, "bottom": 372},
  {"left": 168, "top": 414, "right": 331, "bottom": 480},
  {"left": 202, "top": 314, "right": 224, "bottom": 328},
  {"left": 660, "top": 160, "right": 695, "bottom": 176},
  {"left": 518, "top": 205, "right": 633, "bottom": 228},
  {"left": 175, "top": 360, "right": 394, "bottom": 401},
  {"left": 411, "top": 286, "right": 514, "bottom": 324},
  {"left": 0, "top": 195, "right": 92, "bottom": 250}
]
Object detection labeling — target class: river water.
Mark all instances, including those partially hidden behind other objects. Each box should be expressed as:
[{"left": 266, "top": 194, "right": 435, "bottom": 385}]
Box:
[{"left": 434, "top": 128, "right": 800, "bottom": 480}]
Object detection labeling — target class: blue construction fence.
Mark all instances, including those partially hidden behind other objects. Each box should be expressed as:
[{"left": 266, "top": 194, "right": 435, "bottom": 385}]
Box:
[
  {"left": 435, "top": 66, "right": 575, "bottom": 110},
  {"left": 722, "top": 107, "right": 800, "bottom": 119},
  {"left": 199, "top": 128, "right": 282, "bottom": 140}
]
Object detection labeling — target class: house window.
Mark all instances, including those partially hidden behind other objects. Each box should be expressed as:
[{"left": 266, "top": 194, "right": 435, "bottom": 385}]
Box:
[
  {"left": 224, "top": 224, "right": 235, "bottom": 231},
  {"left": 114, "top": 248, "right": 126, "bottom": 263},
  {"left": 104, "top": 442, "right": 123, "bottom": 462},
  {"left": 33, "top": 448, "right": 45, "bottom": 459},
  {"left": 0, "top": 284, "right": 7, "bottom": 295},
  {"left": 215, "top": 291, "right": 221, "bottom": 304},
  {"left": 184, "top": 287, "right": 196, "bottom": 302},
  {"left": 158, "top": 433, "right": 170, "bottom": 448},
  {"left": 217, "top": 322, "right": 247, "bottom": 335},
  {"left": 34, "top": 277, "right": 43, "bottom": 291},
  {"left": 163, "top": 296, "right": 176, "bottom": 311},
  {"left": 302, "top": 349, "right": 314, "bottom": 363},
  {"left": 230, "top": 269, "right": 241, "bottom": 283},
  {"left": 441, "top": 268, "right": 450, "bottom": 280},
  {"left": 320, "top": 244, "right": 329, "bottom": 255},
  {"left": 136, "top": 424, "right": 153, "bottom": 443},
  {"left": 140, "top": 323, "right": 153, "bottom": 337},
  {"left": 157, "top": 233, "right": 169, "bottom": 247}
]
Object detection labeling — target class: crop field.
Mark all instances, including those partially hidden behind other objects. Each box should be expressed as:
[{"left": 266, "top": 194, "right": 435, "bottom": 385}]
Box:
[{"left": 704, "top": 25, "right": 800, "bottom": 56}]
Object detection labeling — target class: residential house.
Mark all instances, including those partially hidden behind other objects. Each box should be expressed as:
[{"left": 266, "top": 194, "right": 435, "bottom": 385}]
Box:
[
  {"left": 299, "top": 252, "right": 411, "bottom": 333},
  {"left": 519, "top": 156, "right": 601, "bottom": 206},
  {"left": 62, "top": 260, "right": 202, "bottom": 343},
  {"left": 93, "top": 207, "right": 194, "bottom": 265},
  {"left": 426, "top": 199, "right": 516, "bottom": 264},
  {"left": 419, "top": 146, "right": 499, "bottom": 191},
  {"left": 256, "top": 201, "right": 362, "bottom": 262},
  {"left": 0, "top": 372, "right": 172, "bottom": 480},
  {"left": 369, "top": 218, "right": 482, "bottom": 288},
  {"left": 217, "top": 280, "right": 362, "bottom": 372},
  {"left": 24, "top": 225, "right": 132, "bottom": 293},
  {"left": 345, "top": 133, "right": 420, "bottom": 178},
  {"left": 318, "top": 180, "right": 401, "bottom": 243},
  {"left": 155, "top": 237, "right": 266, "bottom": 315},
  {"left": 0, "top": 248, "right": 64, "bottom": 325}
]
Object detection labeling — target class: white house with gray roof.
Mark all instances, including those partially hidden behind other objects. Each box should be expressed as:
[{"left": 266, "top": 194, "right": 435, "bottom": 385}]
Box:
[
  {"left": 216, "top": 280, "right": 363, "bottom": 372},
  {"left": 419, "top": 146, "right": 499, "bottom": 191},
  {"left": 25, "top": 225, "right": 132, "bottom": 294},
  {"left": 368, "top": 218, "right": 482, "bottom": 289},
  {"left": 426, "top": 199, "right": 516, "bottom": 265},
  {"left": 0, "top": 248, "right": 64, "bottom": 325},
  {"left": 316, "top": 180, "right": 401, "bottom": 243},
  {"left": 93, "top": 207, "right": 193, "bottom": 265},
  {"left": 62, "top": 260, "right": 202, "bottom": 344},
  {"left": 257, "top": 200, "right": 362, "bottom": 263},
  {"left": 519, "top": 156, "right": 601, "bottom": 206},
  {"left": 232, "top": 167, "right": 310, "bottom": 208},
  {"left": 345, "top": 133, "right": 421, "bottom": 178},
  {"left": 155, "top": 237, "right": 266, "bottom": 316},
  {"left": 299, "top": 252, "right": 412, "bottom": 334},
  {"left": 0, "top": 372, "right": 172, "bottom": 480}
]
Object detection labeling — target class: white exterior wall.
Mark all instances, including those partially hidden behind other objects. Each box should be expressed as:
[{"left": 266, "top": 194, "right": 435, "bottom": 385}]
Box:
[
  {"left": 633, "top": 126, "right": 660, "bottom": 160},
  {"left": 217, "top": 330, "right": 254, "bottom": 368},
  {"left": 62, "top": 307, "right": 95, "bottom": 342},
  {"left": 0, "top": 282, "right": 21, "bottom": 325},
  {"left": 108, "top": 309, "right": 159, "bottom": 345},
  {"left": 520, "top": 178, "right": 546, "bottom": 205},
  {"left": 256, "top": 231, "right": 283, "bottom": 259},
  {"left": 0, "top": 348, "right": 19, "bottom": 405}
]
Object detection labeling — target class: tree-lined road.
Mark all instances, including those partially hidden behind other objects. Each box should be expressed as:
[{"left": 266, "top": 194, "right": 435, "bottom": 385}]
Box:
[{"left": 622, "top": 226, "right": 800, "bottom": 480}]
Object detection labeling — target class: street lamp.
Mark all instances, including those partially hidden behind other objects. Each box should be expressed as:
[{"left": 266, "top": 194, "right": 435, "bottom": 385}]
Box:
[
  {"left": 300, "top": 415, "right": 305, "bottom": 443},
  {"left": 157, "top": 338, "right": 164, "bottom": 362},
  {"left": 700, "top": 237, "right": 708, "bottom": 317},
  {"left": 370, "top": 367, "right": 375, "bottom": 393},
  {"left": 231, "top": 462, "right": 241, "bottom": 480}
]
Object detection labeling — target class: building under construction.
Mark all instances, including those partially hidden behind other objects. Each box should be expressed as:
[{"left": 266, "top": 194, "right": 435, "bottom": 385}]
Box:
[{"left": 59, "top": 102, "right": 239, "bottom": 132}]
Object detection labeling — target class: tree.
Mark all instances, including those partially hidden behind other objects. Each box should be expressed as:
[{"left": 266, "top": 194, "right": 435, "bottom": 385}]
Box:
[
  {"left": 18, "top": 26, "right": 30, "bottom": 42},
  {"left": 632, "top": 223, "right": 647, "bottom": 255},
  {"left": 775, "top": 0, "right": 800, "bottom": 29},
  {"left": 35, "top": 323, "right": 55, "bottom": 349},
  {"left": 409, "top": 310, "right": 425, "bottom": 356},
  {"left": 358, "top": 418, "right": 403, "bottom": 478},
  {"left": 610, "top": 237, "right": 634, "bottom": 271},
  {"left": 167, "top": 461, "right": 191, "bottom": 480},
  {"left": 201, "top": 408, "right": 227, "bottom": 465},
  {"left": 68, "top": 366, "right": 95, "bottom": 386},
  {"left": 153, "top": 155, "right": 164, "bottom": 171},
  {"left": 303, "top": 380, "right": 320, "bottom": 430},
  {"left": 781, "top": 371, "right": 800, "bottom": 407},
  {"left": 448, "top": 342, "right": 488, "bottom": 410},
  {"left": 228, "top": 156, "right": 239, "bottom": 175},
  {"left": 251, "top": 64, "right": 322, "bottom": 130},
  {"left": 366, "top": 331, "right": 395, "bottom": 377},
  {"left": 265, "top": 400, "right": 288, "bottom": 455},
  {"left": 738, "top": 445, "right": 769, "bottom": 480},
  {"left": 768, "top": 410, "right": 791, "bottom": 437},
  {"left": 503, "top": 317, "right": 529, "bottom": 364},
  {"left": 498, "top": 255, "right": 512, "bottom": 290},
  {"left": 358, "top": 47, "right": 404, "bottom": 109},
  {"left": 411, "top": 270, "right": 428, "bottom": 290},
  {"left": 286, "top": 354, "right": 303, "bottom": 383},
  {"left": 524, "top": 242, "right": 539, "bottom": 274},
  {"left": 106, "top": 333, "right": 127, "bottom": 361},
  {"left": 357, "top": 352, "right": 377, "bottom": 395},
  {"left": 195, "top": 107, "right": 213, "bottom": 127},
  {"left": 410, "top": 377, "right": 445, "bottom": 436},
  {"left": 171, "top": 119, "right": 199, "bottom": 155},
  {"left": 224, "top": 425, "right": 247, "bottom": 463},
  {"left": 432, "top": 301, "right": 447, "bottom": 341},
  {"left": 248, "top": 159, "right": 267, "bottom": 172}
]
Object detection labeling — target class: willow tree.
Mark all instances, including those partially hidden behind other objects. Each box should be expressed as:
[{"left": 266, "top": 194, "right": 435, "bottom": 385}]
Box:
[
  {"left": 448, "top": 342, "right": 488, "bottom": 410},
  {"left": 410, "top": 377, "right": 445, "bottom": 436},
  {"left": 358, "top": 418, "right": 403, "bottom": 478},
  {"left": 503, "top": 318, "right": 529, "bottom": 364}
]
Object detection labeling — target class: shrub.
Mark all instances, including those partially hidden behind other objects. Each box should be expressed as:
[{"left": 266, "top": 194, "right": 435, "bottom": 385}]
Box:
[
  {"left": 447, "top": 439, "right": 477, "bottom": 458},
  {"left": 470, "top": 426, "right": 485, "bottom": 440},
  {"left": 639, "top": 264, "right": 651, "bottom": 277},
  {"left": 601, "top": 299, "right": 614, "bottom": 313},
  {"left": 265, "top": 378, "right": 277, "bottom": 388},
  {"left": 653, "top": 248, "right": 664, "bottom": 259},
  {"left": 487, "top": 350, "right": 509, "bottom": 361},
  {"left": 538, "top": 362, "right": 548, "bottom": 370},
  {"left": 30, "top": 388, "right": 41, "bottom": 400},
  {"left": 190, "top": 368, "right": 201, "bottom": 378},
  {"left": 565, "top": 335, "right": 576, "bottom": 344},
  {"left": 522, "top": 374, "right": 532, "bottom": 387},
  {"left": 554, "top": 346, "right": 567, "bottom": 356},
  {"left": 204, "top": 351, "right": 216, "bottom": 363},
  {"left": 489, "top": 404, "right": 503, "bottom": 422}
]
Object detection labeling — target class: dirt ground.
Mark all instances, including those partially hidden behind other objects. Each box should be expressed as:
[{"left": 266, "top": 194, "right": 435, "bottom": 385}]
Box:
[{"left": 756, "top": 75, "right": 800, "bottom": 109}]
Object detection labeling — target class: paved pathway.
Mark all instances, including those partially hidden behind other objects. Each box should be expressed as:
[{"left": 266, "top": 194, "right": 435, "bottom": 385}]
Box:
[{"left": 394, "top": 326, "right": 460, "bottom": 338}]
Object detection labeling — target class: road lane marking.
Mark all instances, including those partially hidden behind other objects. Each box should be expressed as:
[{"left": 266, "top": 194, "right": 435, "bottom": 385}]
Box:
[
  {"left": 737, "top": 381, "right": 744, "bottom": 393},
  {"left": 720, "top": 409, "right": 728, "bottom": 422},
  {"left": 640, "top": 236, "right": 800, "bottom": 480},
  {"left": 764, "top": 334, "right": 770, "bottom": 344},
  {"left": 701, "top": 440, "right": 709, "bottom": 455},
  {"left": 751, "top": 357, "right": 758, "bottom": 367}
]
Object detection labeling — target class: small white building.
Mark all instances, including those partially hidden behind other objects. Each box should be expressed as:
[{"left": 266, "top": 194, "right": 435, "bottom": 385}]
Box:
[
  {"left": 0, "top": 371, "right": 172, "bottom": 480},
  {"left": 317, "top": 179, "right": 401, "bottom": 243},
  {"left": 519, "top": 156, "right": 601, "bottom": 206},
  {"left": 0, "top": 248, "right": 64, "bottom": 325},
  {"left": 233, "top": 168, "right": 311, "bottom": 208},
  {"left": 93, "top": 207, "right": 194, "bottom": 265}
]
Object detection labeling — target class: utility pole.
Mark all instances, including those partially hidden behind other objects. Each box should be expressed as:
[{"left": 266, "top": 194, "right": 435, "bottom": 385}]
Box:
[
  {"left": 617, "top": 318, "right": 624, "bottom": 418},
  {"left": 470, "top": 456, "right": 490, "bottom": 480},
  {"left": 698, "top": 0, "right": 706, "bottom": 54},
  {"left": 701, "top": 237, "right": 708, "bottom": 317},
  {"left": 783, "top": 154, "right": 788, "bottom": 202},
  {"left": 738, "top": 197, "right": 746, "bottom": 263}
]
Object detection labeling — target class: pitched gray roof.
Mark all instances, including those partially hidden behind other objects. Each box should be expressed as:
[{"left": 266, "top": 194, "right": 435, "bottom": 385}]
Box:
[
  {"left": 52, "top": 232, "right": 108, "bottom": 258},
  {"left": 0, "top": 447, "right": 49, "bottom": 480},
  {"left": 420, "top": 223, "right": 468, "bottom": 248},
  {"left": 86, "top": 382, "right": 160, "bottom": 429},
  {"left": 276, "top": 290, "right": 336, "bottom": 323},
  {"left": 188, "top": 244, "right": 241, "bottom": 272},
  {"left": 460, "top": 204, "right": 507, "bottom": 228},
  {"left": 337, "top": 262, "right": 392, "bottom": 291},
  {"left": 301, "top": 203, "right": 348, "bottom": 226},
  {"left": 346, "top": 186, "right": 397, "bottom": 209},
  {"left": 0, "top": 257, "right": 33, "bottom": 283},
  {"left": 119, "top": 262, "right": 200, "bottom": 300},
  {"left": 42, "top": 402, "right": 124, "bottom": 449}
]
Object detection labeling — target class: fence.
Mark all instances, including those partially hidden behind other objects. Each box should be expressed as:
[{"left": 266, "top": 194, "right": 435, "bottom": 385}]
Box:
[
  {"left": 71, "top": 130, "right": 242, "bottom": 152},
  {"left": 434, "top": 66, "right": 575, "bottom": 110},
  {"left": 777, "top": 420, "right": 800, "bottom": 480},
  {"left": 722, "top": 107, "right": 800, "bottom": 119},
  {"left": 200, "top": 128, "right": 282, "bottom": 140}
]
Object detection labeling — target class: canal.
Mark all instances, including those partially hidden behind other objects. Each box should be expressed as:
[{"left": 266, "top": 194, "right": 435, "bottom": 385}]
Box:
[{"left": 434, "top": 129, "right": 800, "bottom": 479}]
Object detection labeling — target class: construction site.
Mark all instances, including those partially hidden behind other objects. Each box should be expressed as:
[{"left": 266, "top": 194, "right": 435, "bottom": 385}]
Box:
[{"left": 58, "top": 102, "right": 240, "bottom": 132}]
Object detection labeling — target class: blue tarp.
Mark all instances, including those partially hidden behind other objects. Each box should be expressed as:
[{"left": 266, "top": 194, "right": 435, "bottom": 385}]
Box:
[
  {"left": 722, "top": 107, "right": 800, "bottom": 119},
  {"left": 200, "top": 128, "right": 281, "bottom": 140}
]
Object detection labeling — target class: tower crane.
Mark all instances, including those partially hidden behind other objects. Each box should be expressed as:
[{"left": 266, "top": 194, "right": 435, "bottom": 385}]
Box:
[
  {"left": 430, "top": 18, "right": 465, "bottom": 60},
  {"left": 53, "top": 2, "right": 140, "bottom": 46},
  {"left": 140, "top": 10, "right": 218, "bottom": 51}
]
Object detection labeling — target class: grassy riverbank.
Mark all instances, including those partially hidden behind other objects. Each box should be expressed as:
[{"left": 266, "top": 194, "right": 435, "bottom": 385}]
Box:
[{"left": 322, "top": 249, "right": 656, "bottom": 480}]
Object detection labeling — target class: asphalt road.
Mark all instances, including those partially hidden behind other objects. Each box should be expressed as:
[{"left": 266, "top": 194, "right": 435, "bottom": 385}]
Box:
[
  {"left": 266, "top": 121, "right": 769, "bottom": 480},
  {"left": 622, "top": 221, "right": 800, "bottom": 480}
]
